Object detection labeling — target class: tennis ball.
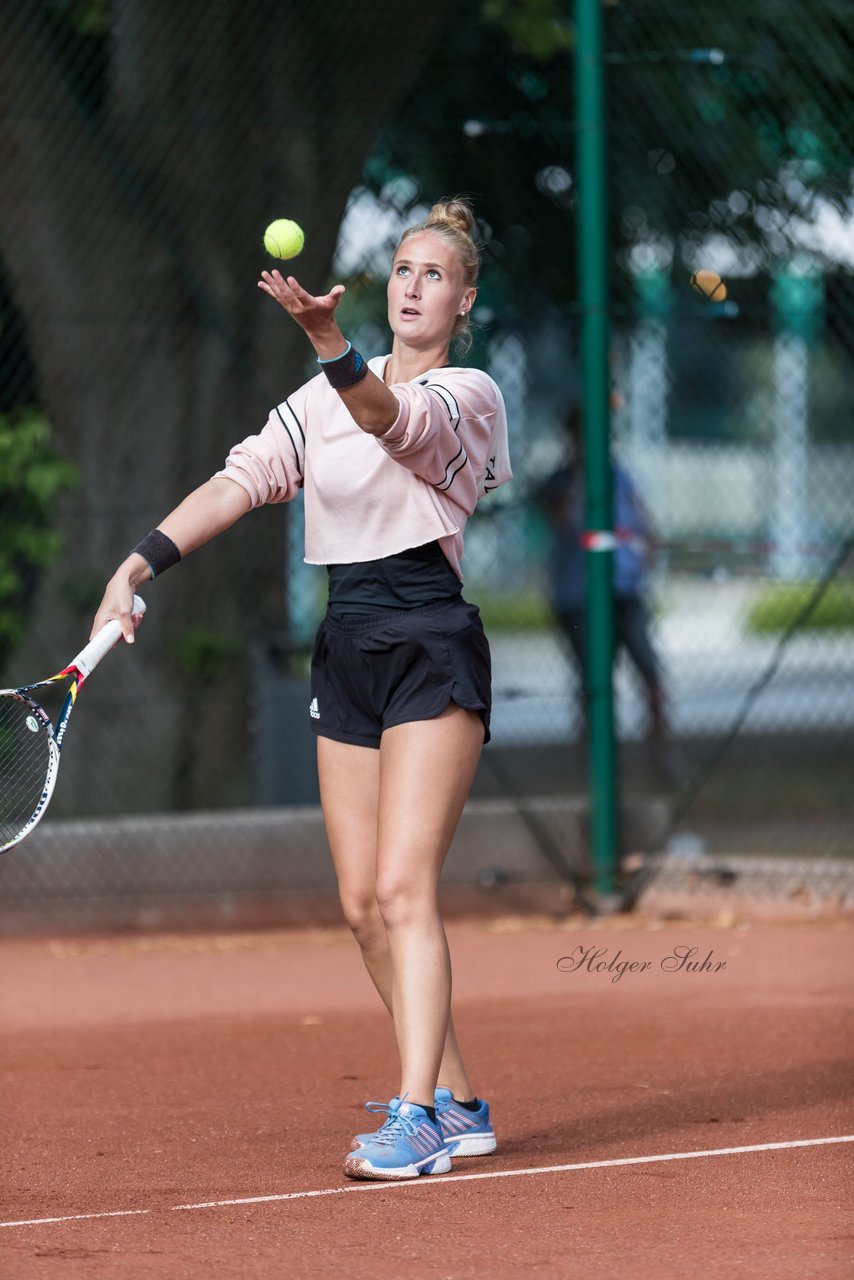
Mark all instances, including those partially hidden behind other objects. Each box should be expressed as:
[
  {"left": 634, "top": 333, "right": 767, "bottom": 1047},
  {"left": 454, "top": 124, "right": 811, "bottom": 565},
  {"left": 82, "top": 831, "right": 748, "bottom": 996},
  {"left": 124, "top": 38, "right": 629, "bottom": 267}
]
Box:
[
  {"left": 263, "top": 218, "right": 305, "bottom": 260},
  {"left": 690, "top": 269, "right": 727, "bottom": 301}
]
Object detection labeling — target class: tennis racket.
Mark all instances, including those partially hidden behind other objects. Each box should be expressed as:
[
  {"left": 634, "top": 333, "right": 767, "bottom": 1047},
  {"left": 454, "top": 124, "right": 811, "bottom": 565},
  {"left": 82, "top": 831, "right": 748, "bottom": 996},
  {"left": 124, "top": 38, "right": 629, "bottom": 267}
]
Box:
[{"left": 0, "top": 595, "right": 146, "bottom": 853}]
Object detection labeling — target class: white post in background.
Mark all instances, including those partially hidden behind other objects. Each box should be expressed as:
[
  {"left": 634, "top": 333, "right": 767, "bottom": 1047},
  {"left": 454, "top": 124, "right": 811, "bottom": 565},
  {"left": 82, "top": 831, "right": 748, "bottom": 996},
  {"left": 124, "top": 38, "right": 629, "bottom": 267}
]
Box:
[
  {"left": 769, "top": 261, "right": 823, "bottom": 581},
  {"left": 487, "top": 331, "right": 527, "bottom": 582},
  {"left": 286, "top": 492, "right": 316, "bottom": 650},
  {"left": 628, "top": 269, "right": 670, "bottom": 542},
  {"left": 770, "top": 332, "right": 809, "bottom": 580}
]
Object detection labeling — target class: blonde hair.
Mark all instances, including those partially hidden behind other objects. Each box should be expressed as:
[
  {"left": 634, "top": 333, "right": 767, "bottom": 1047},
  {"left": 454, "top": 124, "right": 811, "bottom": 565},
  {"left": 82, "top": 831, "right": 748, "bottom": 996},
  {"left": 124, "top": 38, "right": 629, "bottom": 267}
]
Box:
[{"left": 396, "top": 197, "right": 480, "bottom": 356}]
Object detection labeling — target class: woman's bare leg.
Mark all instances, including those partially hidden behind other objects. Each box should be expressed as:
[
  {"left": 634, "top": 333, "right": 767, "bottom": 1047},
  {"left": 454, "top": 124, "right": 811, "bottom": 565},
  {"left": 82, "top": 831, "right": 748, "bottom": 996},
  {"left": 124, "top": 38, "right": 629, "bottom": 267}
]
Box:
[
  {"left": 375, "top": 705, "right": 484, "bottom": 1107},
  {"left": 317, "top": 723, "right": 482, "bottom": 1103},
  {"left": 316, "top": 737, "right": 391, "bottom": 1001}
]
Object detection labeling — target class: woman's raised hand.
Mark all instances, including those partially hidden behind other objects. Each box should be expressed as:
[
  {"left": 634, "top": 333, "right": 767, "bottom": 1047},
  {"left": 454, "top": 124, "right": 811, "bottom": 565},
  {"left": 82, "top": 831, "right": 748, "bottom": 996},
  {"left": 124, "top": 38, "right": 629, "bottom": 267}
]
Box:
[{"left": 258, "top": 271, "right": 346, "bottom": 351}]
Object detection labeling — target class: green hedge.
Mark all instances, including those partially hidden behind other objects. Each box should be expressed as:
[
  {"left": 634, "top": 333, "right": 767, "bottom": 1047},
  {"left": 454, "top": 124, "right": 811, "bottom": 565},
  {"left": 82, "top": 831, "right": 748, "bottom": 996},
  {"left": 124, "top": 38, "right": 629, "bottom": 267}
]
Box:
[
  {"left": 472, "top": 589, "right": 553, "bottom": 631},
  {"left": 747, "top": 581, "right": 854, "bottom": 633},
  {"left": 0, "top": 410, "right": 78, "bottom": 671}
]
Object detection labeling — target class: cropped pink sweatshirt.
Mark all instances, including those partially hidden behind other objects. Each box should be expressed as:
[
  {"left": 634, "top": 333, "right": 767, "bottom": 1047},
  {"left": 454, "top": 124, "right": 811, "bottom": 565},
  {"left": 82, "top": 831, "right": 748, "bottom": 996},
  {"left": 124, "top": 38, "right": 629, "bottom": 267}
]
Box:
[{"left": 215, "top": 356, "right": 512, "bottom": 579}]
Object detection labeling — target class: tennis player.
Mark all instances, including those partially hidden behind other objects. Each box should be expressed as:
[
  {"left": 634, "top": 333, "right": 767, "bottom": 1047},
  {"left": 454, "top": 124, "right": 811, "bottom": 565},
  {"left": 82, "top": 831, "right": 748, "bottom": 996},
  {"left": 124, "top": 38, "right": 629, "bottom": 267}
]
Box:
[{"left": 92, "top": 198, "right": 511, "bottom": 1181}]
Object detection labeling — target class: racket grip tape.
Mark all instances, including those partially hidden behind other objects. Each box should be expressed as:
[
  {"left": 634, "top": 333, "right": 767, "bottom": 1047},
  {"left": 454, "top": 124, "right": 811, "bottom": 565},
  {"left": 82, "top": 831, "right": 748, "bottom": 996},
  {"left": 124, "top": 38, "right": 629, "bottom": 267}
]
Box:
[{"left": 71, "top": 595, "right": 147, "bottom": 678}]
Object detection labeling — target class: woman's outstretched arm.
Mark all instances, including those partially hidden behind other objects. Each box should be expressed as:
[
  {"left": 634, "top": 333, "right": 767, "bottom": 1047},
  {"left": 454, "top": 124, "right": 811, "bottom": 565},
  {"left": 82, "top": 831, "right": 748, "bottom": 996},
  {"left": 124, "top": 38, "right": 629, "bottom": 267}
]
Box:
[{"left": 90, "top": 476, "right": 252, "bottom": 642}]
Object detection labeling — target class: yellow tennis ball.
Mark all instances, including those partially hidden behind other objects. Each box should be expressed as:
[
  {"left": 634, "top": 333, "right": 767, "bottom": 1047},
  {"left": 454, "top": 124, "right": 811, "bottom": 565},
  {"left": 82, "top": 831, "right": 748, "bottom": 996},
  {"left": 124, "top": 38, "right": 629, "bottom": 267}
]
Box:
[
  {"left": 263, "top": 218, "right": 305, "bottom": 260},
  {"left": 690, "top": 268, "right": 727, "bottom": 301}
]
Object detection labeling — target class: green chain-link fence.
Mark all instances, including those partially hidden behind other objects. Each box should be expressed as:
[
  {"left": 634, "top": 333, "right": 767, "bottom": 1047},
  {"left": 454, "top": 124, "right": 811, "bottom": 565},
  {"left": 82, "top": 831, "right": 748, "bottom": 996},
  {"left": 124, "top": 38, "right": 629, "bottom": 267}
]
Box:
[{"left": 1, "top": 0, "right": 852, "bottom": 926}]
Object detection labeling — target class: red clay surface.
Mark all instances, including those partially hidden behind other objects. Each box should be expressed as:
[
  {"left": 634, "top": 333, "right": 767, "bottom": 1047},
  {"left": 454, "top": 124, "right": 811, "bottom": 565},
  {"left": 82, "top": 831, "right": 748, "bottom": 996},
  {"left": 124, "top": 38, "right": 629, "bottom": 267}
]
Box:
[{"left": 2, "top": 914, "right": 853, "bottom": 1279}]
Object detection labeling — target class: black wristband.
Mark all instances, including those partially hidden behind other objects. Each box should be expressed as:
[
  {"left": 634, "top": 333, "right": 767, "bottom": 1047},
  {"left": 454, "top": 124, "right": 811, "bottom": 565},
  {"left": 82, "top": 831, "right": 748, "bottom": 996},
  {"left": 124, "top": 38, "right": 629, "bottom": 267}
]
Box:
[
  {"left": 318, "top": 342, "right": 369, "bottom": 390},
  {"left": 132, "top": 529, "right": 182, "bottom": 579}
]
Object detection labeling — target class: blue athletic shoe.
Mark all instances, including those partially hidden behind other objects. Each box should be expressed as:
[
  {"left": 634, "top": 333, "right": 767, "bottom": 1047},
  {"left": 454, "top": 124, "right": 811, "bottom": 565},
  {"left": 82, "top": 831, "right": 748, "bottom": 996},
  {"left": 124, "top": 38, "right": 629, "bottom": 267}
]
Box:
[
  {"left": 434, "top": 1086, "right": 497, "bottom": 1156},
  {"left": 343, "top": 1098, "right": 451, "bottom": 1181},
  {"left": 352, "top": 1087, "right": 497, "bottom": 1157},
  {"left": 351, "top": 1095, "right": 401, "bottom": 1149}
]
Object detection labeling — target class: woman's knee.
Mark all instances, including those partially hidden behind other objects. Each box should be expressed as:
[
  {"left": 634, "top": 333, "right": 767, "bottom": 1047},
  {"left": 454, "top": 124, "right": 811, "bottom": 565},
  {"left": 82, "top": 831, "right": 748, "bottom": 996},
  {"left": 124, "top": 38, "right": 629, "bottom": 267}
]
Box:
[
  {"left": 339, "top": 890, "right": 384, "bottom": 942},
  {"left": 375, "top": 878, "right": 438, "bottom": 930}
]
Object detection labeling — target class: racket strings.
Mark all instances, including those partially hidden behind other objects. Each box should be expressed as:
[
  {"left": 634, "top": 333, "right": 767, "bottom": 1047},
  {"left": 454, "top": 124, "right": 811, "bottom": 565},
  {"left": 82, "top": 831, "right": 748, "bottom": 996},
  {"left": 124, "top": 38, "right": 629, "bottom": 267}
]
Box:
[{"left": 0, "top": 695, "right": 55, "bottom": 845}]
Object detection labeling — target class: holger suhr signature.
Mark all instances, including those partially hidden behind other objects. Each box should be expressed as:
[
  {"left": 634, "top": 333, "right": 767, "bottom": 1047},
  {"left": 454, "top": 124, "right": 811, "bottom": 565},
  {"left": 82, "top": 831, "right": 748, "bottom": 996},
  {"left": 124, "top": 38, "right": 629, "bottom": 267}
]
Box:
[{"left": 557, "top": 944, "right": 727, "bottom": 984}]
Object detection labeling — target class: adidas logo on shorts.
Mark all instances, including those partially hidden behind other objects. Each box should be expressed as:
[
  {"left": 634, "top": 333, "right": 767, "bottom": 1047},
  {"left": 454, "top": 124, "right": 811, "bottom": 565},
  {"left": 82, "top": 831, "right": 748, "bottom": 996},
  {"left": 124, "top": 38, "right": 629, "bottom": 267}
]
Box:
[{"left": 309, "top": 697, "right": 320, "bottom": 720}]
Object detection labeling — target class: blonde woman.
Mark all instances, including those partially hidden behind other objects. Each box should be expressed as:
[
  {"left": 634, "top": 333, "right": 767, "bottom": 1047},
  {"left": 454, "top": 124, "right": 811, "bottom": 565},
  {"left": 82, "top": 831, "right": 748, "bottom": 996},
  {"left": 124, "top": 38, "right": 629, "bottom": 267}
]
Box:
[{"left": 93, "top": 198, "right": 511, "bottom": 1180}]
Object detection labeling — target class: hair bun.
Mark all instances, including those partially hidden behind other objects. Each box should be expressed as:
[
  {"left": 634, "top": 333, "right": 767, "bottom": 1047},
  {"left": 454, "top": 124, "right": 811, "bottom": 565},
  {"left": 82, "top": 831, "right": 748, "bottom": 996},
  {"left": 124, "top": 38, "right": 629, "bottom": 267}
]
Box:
[{"left": 426, "top": 197, "right": 476, "bottom": 238}]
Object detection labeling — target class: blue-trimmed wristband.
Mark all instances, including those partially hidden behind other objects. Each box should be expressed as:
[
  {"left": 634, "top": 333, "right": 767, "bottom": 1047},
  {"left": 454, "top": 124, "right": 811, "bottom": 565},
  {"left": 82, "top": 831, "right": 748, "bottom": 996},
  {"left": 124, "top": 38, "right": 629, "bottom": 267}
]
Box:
[
  {"left": 132, "top": 529, "right": 182, "bottom": 579},
  {"left": 317, "top": 341, "right": 368, "bottom": 390}
]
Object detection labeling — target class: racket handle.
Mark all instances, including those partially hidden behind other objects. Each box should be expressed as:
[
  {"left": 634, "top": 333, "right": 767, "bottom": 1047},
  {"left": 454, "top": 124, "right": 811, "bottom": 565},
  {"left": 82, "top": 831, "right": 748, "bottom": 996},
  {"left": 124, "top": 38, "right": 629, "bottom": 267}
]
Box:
[{"left": 71, "top": 595, "right": 147, "bottom": 678}]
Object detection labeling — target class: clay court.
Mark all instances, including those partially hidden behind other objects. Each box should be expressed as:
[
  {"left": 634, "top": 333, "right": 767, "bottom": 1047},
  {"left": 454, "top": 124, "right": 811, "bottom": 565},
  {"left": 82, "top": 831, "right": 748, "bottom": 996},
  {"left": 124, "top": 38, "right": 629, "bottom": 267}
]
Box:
[{"left": 2, "top": 912, "right": 852, "bottom": 1279}]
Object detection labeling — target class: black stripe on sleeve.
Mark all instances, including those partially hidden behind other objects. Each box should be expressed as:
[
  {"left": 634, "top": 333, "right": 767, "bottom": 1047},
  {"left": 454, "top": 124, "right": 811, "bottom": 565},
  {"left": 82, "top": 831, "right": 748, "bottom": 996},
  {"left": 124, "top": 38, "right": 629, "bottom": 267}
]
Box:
[
  {"left": 427, "top": 383, "right": 460, "bottom": 428},
  {"left": 436, "top": 444, "right": 469, "bottom": 492},
  {"left": 282, "top": 398, "right": 306, "bottom": 449},
  {"left": 274, "top": 402, "right": 305, "bottom": 476}
]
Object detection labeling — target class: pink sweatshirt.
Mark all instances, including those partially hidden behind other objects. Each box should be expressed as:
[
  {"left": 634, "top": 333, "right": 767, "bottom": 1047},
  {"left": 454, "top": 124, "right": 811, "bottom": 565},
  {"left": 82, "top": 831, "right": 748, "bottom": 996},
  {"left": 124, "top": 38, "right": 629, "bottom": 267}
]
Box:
[{"left": 215, "top": 356, "right": 512, "bottom": 580}]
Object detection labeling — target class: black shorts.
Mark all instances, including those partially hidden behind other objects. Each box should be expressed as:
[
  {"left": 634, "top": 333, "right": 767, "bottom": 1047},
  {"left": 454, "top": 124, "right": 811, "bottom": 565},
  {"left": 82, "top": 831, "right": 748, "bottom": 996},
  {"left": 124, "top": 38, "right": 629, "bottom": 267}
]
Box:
[{"left": 309, "top": 598, "right": 492, "bottom": 748}]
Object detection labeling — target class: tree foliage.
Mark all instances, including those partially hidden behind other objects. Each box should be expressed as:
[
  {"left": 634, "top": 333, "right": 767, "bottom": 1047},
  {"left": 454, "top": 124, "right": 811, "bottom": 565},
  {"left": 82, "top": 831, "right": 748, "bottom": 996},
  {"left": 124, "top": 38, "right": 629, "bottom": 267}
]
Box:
[
  {"left": 369, "top": 0, "right": 853, "bottom": 321},
  {"left": 0, "top": 411, "right": 78, "bottom": 672},
  {"left": 482, "top": 0, "right": 573, "bottom": 60},
  {"left": 0, "top": 0, "right": 457, "bottom": 807},
  {"left": 0, "top": 0, "right": 851, "bottom": 811}
]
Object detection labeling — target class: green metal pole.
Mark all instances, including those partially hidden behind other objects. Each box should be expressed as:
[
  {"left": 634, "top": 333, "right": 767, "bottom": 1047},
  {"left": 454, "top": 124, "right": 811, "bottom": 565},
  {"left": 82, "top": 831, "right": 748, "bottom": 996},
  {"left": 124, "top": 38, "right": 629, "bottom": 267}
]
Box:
[{"left": 575, "top": 0, "right": 617, "bottom": 897}]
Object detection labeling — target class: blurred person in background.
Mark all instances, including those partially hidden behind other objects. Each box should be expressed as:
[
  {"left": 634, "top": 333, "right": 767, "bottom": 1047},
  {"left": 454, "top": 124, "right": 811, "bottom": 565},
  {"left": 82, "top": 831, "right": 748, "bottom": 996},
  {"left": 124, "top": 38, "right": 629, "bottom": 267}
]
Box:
[{"left": 538, "top": 400, "right": 672, "bottom": 781}]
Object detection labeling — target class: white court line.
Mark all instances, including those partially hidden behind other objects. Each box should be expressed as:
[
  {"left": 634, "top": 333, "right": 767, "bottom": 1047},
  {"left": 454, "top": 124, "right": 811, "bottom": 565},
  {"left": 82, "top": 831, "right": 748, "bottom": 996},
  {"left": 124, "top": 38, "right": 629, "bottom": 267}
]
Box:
[
  {"left": 3, "top": 1134, "right": 853, "bottom": 1229},
  {"left": 0, "top": 1209, "right": 150, "bottom": 1229},
  {"left": 172, "top": 1134, "right": 854, "bottom": 1210}
]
